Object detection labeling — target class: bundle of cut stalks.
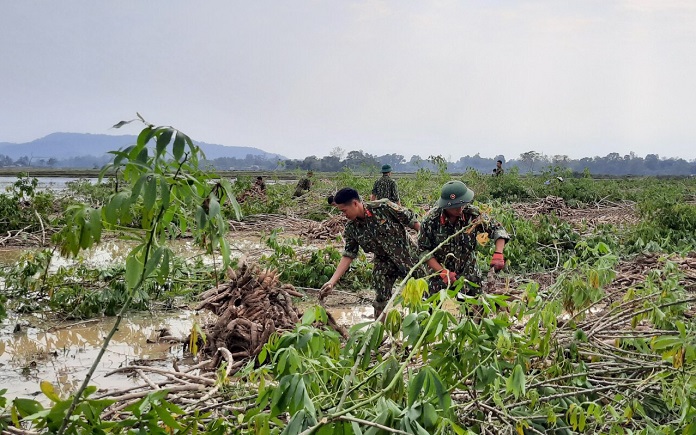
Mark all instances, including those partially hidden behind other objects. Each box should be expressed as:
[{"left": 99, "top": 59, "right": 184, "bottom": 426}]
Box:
[
  {"left": 194, "top": 262, "right": 304, "bottom": 360},
  {"left": 299, "top": 214, "right": 347, "bottom": 240}
]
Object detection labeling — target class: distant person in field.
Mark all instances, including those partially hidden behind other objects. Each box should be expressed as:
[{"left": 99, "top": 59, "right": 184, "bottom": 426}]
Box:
[
  {"left": 293, "top": 171, "right": 313, "bottom": 197},
  {"left": 493, "top": 160, "right": 504, "bottom": 176},
  {"left": 370, "top": 164, "right": 400, "bottom": 204},
  {"left": 254, "top": 176, "right": 266, "bottom": 193}
]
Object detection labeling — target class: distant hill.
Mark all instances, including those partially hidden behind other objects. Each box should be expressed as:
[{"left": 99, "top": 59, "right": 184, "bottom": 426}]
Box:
[{"left": 0, "top": 132, "right": 285, "bottom": 161}]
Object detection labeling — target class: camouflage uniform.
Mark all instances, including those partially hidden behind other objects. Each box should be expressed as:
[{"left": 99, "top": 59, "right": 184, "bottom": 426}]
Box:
[
  {"left": 493, "top": 167, "right": 504, "bottom": 176},
  {"left": 342, "top": 199, "right": 423, "bottom": 312},
  {"left": 293, "top": 177, "right": 311, "bottom": 197},
  {"left": 418, "top": 205, "right": 510, "bottom": 294},
  {"left": 371, "top": 176, "right": 400, "bottom": 203}
]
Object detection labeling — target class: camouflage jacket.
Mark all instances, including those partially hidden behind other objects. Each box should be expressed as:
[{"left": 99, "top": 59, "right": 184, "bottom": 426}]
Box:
[
  {"left": 493, "top": 167, "right": 504, "bottom": 176},
  {"left": 418, "top": 205, "right": 510, "bottom": 281},
  {"left": 294, "top": 178, "right": 311, "bottom": 196},
  {"left": 342, "top": 200, "right": 420, "bottom": 267},
  {"left": 371, "top": 176, "right": 400, "bottom": 203},
  {"left": 296, "top": 178, "right": 311, "bottom": 191}
]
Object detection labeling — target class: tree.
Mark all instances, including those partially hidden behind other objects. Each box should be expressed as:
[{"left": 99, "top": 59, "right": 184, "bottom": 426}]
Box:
[
  {"left": 519, "top": 151, "right": 544, "bottom": 174},
  {"left": 376, "top": 153, "right": 405, "bottom": 170},
  {"left": 329, "top": 146, "right": 345, "bottom": 161},
  {"left": 552, "top": 155, "right": 569, "bottom": 166}
]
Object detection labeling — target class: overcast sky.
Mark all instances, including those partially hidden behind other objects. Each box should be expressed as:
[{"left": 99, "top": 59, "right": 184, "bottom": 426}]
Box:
[{"left": 1, "top": 1, "right": 695, "bottom": 161}]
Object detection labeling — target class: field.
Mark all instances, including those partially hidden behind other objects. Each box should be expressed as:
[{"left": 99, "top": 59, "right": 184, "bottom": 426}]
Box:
[{"left": 1, "top": 124, "right": 695, "bottom": 434}]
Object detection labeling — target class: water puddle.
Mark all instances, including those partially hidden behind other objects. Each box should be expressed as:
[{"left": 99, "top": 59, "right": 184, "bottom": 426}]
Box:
[
  {"left": 0, "top": 310, "right": 210, "bottom": 401},
  {"left": 0, "top": 233, "right": 372, "bottom": 403},
  {"left": 0, "top": 237, "right": 269, "bottom": 273},
  {"left": 0, "top": 303, "right": 371, "bottom": 403},
  {"left": 327, "top": 306, "right": 374, "bottom": 325}
]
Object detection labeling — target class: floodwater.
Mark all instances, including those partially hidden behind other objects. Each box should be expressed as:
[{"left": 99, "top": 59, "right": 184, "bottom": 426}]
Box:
[
  {"left": 0, "top": 176, "right": 98, "bottom": 192},
  {"left": 0, "top": 239, "right": 373, "bottom": 403},
  {"left": 0, "top": 310, "right": 207, "bottom": 401}
]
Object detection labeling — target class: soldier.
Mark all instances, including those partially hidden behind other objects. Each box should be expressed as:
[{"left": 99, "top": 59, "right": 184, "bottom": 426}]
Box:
[
  {"left": 320, "top": 187, "right": 423, "bottom": 319},
  {"left": 493, "top": 160, "right": 504, "bottom": 176},
  {"left": 370, "top": 164, "right": 400, "bottom": 204},
  {"left": 418, "top": 180, "right": 509, "bottom": 297},
  {"left": 254, "top": 176, "right": 266, "bottom": 193},
  {"left": 293, "top": 170, "right": 313, "bottom": 197}
]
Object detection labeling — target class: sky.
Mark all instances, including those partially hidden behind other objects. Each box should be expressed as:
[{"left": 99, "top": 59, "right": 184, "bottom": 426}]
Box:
[{"left": 1, "top": 1, "right": 695, "bottom": 161}]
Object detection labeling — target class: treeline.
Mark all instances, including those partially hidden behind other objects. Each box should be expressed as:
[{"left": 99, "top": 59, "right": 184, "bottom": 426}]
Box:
[
  {"left": 207, "top": 150, "right": 696, "bottom": 176},
  {"left": 3, "top": 149, "right": 695, "bottom": 176}
]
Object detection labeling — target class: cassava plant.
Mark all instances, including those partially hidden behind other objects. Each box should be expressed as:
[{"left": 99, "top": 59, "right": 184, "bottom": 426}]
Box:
[{"left": 46, "top": 115, "right": 241, "bottom": 434}]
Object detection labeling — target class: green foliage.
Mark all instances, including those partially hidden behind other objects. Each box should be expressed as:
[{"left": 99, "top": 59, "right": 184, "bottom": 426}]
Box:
[
  {"left": 554, "top": 242, "right": 618, "bottom": 316},
  {"left": 258, "top": 229, "right": 372, "bottom": 290},
  {"left": 11, "top": 383, "right": 114, "bottom": 434},
  {"left": 230, "top": 175, "right": 295, "bottom": 216},
  {"left": 64, "top": 177, "right": 118, "bottom": 206},
  {"left": 0, "top": 173, "right": 56, "bottom": 233},
  {"left": 46, "top": 117, "right": 241, "bottom": 433},
  {"left": 6, "top": 167, "right": 696, "bottom": 433},
  {"left": 1, "top": 247, "right": 227, "bottom": 318},
  {"left": 495, "top": 206, "right": 583, "bottom": 272}
]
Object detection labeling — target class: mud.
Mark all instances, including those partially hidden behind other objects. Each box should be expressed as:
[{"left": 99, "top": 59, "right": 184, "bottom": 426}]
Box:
[{"left": 0, "top": 311, "right": 214, "bottom": 401}]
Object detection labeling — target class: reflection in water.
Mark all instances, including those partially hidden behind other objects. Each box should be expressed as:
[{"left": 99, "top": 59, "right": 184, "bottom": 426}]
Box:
[
  {"left": 0, "top": 311, "right": 211, "bottom": 400},
  {"left": 0, "top": 304, "right": 373, "bottom": 401},
  {"left": 0, "top": 238, "right": 268, "bottom": 271},
  {"left": 328, "top": 306, "right": 374, "bottom": 325}
]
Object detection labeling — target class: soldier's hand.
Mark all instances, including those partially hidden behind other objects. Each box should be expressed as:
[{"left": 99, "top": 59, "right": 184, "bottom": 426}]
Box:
[
  {"left": 490, "top": 252, "right": 505, "bottom": 272},
  {"left": 439, "top": 269, "right": 458, "bottom": 285},
  {"left": 319, "top": 281, "right": 335, "bottom": 300}
]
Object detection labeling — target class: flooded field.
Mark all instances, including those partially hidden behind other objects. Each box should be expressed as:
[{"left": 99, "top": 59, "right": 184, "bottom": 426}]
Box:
[
  {"left": 0, "top": 311, "right": 205, "bottom": 400},
  {"left": 0, "top": 304, "right": 372, "bottom": 403},
  {"left": 0, "top": 233, "right": 373, "bottom": 403}
]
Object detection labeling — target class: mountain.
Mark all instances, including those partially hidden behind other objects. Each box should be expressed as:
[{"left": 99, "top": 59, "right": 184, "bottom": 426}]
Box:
[{"left": 0, "top": 132, "right": 285, "bottom": 161}]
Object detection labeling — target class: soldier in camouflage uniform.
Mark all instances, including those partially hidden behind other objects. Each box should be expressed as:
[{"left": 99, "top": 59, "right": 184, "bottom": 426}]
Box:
[
  {"left": 293, "top": 171, "right": 313, "bottom": 197},
  {"left": 370, "top": 164, "right": 400, "bottom": 204},
  {"left": 493, "top": 160, "right": 504, "bottom": 176},
  {"left": 320, "top": 187, "right": 423, "bottom": 318},
  {"left": 418, "top": 180, "right": 509, "bottom": 296},
  {"left": 254, "top": 176, "right": 266, "bottom": 193}
]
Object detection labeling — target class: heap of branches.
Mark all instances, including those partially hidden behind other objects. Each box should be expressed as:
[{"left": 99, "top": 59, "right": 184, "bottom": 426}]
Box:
[
  {"left": 228, "top": 213, "right": 346, "bottom": 240},
  {"left": 299, "top": 214, "right": 346, "bottom": 240},
  {"left": 229, "top": 214, "right": 318, "bottom": 234},
  {"left": 194, "top": 262, "right": 304, "bottom": 360},
  {"left": 235, "top": 188, "right": 266, "bottom": 204},
  {"left": 513, "top": 195, "right": 638, "bottom": 230}
]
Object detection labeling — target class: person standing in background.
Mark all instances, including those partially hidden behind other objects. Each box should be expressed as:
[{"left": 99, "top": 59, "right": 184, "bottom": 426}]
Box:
[{"left": 370, "top": 164, "right": 400, "bottom": 204}]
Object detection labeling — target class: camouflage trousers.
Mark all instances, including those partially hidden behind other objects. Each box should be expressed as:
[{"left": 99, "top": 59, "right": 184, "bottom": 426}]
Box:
[{"left": 372, "top": 256, "right": 424, "bottom": 315}]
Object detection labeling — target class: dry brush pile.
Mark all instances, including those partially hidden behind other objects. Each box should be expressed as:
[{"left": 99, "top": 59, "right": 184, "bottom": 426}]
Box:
[
  {"left": 229, "top": 213, "right": 345, "bottom": 240},
  {"left": 513, "top": 195, "right": 639, "bottom": 230}
]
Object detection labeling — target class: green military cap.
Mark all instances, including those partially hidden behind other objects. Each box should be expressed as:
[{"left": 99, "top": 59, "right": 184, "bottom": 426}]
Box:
[
  {"left": 380, "top": 164, "right": 392, "bottom": 173},
  {"left": 437, "top": 180, "right": 474, "bottom": 208}
]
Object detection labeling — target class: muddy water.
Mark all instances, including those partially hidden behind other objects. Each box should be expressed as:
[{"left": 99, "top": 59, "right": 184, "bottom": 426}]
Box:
[
  {"left": 0, "top": 303, "right": 370, "bottom": 402},
  {"left": 0, "top": 310, "right": 213, "bottom": 401},
  {"left": 0, "top": 238, "right": 372, "bottom": 403}
]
